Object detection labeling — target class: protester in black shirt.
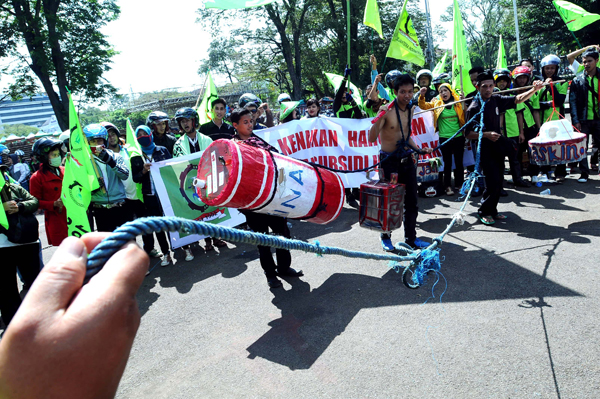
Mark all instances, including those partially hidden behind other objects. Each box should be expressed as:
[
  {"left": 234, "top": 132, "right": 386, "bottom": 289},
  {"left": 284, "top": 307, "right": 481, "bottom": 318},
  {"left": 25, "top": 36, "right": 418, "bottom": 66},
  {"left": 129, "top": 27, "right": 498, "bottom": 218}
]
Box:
[
  {"left": 199, "top": 98, "right": 234, "bottom": 140},
  {"left": 465, "top": 71, "right": 546, "bottom": 225},
  {"left": 146, "top": 111, "right": 177, "bottom": 155}
]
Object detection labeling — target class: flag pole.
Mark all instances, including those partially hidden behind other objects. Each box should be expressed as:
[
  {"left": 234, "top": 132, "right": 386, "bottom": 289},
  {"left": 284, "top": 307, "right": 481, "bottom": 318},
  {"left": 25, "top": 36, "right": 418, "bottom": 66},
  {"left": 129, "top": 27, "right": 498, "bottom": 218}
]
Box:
[{"left": 346, "top": 0, "right": 351, "bottom": 67}]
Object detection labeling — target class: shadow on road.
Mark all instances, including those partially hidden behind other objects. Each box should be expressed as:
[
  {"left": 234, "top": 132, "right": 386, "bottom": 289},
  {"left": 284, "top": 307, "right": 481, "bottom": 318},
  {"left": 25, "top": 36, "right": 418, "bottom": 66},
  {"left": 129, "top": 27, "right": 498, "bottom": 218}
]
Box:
[
  {"left": 246, "top": 241, "right": 581, "bottom": 370},
  {"left": 136, "top": 206, "right": 357, "bottom": 316}
]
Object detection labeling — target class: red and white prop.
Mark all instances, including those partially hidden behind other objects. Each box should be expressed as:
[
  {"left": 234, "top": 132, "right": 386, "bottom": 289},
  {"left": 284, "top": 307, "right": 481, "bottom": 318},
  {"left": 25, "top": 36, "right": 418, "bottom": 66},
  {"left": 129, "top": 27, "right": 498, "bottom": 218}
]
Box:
[
  {"left": 194, "top": 140, "right": 345, "bottom": 224},
  {"left": 359, "top": 179, "right": 406, "bottom": 233},
  {"left": 529, "top": 120, "right": 587, "bottom": 166}
]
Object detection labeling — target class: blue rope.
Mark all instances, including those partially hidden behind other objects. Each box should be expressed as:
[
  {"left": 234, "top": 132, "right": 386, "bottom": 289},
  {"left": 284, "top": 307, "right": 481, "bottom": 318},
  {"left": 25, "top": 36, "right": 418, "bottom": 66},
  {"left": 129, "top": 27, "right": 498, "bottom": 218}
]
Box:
[
  {"left": 85, "top": 216, "right": 418, "bottom": 282},
  {"left": 85, "top": 95, "right": 487, "bottom": 289}
]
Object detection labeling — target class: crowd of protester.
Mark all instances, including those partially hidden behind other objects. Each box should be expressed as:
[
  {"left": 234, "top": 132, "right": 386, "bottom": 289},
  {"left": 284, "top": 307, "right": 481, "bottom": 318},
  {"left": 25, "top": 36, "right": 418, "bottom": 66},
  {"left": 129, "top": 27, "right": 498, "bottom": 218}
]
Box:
[{"left": 1, "top": 45, "right": 599, "bottom": 329}]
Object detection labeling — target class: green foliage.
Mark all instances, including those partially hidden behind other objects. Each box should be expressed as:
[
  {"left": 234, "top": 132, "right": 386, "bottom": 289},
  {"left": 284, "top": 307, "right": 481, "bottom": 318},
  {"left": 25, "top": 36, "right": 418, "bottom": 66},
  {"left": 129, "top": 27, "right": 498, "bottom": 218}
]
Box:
[
  {"left": 0, "top": 0, "right": 121, "bottom": 130},
  {"left": 197, "top": 0, "right": 437, "bottom": 101}
]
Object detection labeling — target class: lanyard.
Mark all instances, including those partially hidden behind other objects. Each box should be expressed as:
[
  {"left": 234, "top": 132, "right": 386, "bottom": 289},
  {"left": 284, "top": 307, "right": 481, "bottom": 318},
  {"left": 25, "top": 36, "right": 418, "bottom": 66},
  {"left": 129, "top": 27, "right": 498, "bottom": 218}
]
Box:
[{"left": 394, "top": 99, "right": 412, "bottom": 146}]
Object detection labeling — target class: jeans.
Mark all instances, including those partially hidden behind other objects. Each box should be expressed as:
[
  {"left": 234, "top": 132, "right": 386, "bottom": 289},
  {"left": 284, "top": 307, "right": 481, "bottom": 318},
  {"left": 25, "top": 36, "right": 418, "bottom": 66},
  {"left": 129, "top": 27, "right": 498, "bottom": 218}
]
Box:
[{"left": 380, "top": 151, "right": 419, "bottom": 243}]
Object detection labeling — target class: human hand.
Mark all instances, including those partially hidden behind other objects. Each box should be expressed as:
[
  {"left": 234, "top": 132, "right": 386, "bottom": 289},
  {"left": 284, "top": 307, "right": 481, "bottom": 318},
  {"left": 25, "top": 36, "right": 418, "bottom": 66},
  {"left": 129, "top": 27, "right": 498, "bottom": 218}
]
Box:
[
  {"left": 143, "top": 163, "right": 152, "bottom": 173},
  {"left": 260, "top": 103, "right": 270, "bottom": 112},
  {"left": 519, "top": 133, "right": 525, "bottom": 144},
  {"left": 0, "top": 234, "right": 148, "bottom": 399},
  {"left": 98, "top": 147, "right": 110, "bottom": 163},
  {"left": 344, "top": 65, "right": 352, "bottom": 78},
  {"left": 574, "top": 123, "right": 581, "bottom": 131},
  {"left": 374, "top": 73, "right": 383, "bottom": 84},
  {"left": 3, "top": 200, "right": 18, "bottom": 215},
  {"left": 370, "top": 55, "right": 377, "bottom": 69},
  {"left": 422, "top": 147, "right": 433, "bottom": 154},
  {"left": 485, "top": 131, "right": 501, "bottom": 142},
  {"left": 53, "top": 198, "right": 64, "bottom": 213},
  {"left": 419, "top": 87, "right": 428, "bottom": 97}
]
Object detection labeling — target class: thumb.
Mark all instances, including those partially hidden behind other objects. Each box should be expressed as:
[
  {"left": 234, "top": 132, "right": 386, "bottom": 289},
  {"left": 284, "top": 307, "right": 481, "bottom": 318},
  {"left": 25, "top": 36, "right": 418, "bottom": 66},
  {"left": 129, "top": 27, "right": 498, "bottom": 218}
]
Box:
[{"left": 22, "top": 237, "right": 87, "bottom": 314}]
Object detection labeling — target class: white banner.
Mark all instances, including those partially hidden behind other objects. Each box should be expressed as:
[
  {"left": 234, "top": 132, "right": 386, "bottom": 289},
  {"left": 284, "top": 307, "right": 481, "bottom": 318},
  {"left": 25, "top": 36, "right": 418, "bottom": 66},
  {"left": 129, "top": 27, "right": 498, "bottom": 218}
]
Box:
[
  {"left": 254, "top": 117, "right": 380, "bottom": 187},
  {"left": 150, "top": 151, "right": 246, "bottom": 249},
  {"left": 254, "top": 113, "right": 474, "bottom": 187}
]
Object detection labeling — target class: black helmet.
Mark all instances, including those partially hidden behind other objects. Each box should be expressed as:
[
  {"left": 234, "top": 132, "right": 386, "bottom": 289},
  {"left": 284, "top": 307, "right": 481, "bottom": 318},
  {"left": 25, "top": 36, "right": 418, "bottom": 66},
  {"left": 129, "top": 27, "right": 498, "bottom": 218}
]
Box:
[
  {"left": 385, "top": 70, "right": 402, "bottom": 90},
  {"left": 493, "top": 68, "right": 512, "bottom": 84},
  {"left": 174, "top": 107, "right": 199, "bottom": 130},
  {"left": 238, "top": 93, "right": 260, "bottom": 108},
  {"left": 146, "top": 111, "right": 170, "bottom": 128},
  {"left": 100, "top": 121, "right": 120, "bottom": 136},
  {"left": 32, "top": 138, "right": 63, "bottom": 164},
  {"left": 432, "top": 73, "right": 450, "bottom": 85}
]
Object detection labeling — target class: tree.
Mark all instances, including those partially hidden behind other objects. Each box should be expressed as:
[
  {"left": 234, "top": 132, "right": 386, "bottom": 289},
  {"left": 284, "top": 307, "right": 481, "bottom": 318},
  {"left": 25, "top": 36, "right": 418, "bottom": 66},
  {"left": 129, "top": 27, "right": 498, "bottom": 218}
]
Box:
[
  {"left": 199, "top": 38, "right": 244, "bottom": 84},
  {"left": 0, "top": 0, "right": 120, "bottom": 130}
]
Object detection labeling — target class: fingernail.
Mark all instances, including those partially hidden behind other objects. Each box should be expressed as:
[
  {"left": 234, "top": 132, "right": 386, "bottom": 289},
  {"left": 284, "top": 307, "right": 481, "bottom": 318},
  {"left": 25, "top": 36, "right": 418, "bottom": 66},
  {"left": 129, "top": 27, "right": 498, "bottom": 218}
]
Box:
[{"left": 61, "top": 236, "right": 87, "bottom": 259}]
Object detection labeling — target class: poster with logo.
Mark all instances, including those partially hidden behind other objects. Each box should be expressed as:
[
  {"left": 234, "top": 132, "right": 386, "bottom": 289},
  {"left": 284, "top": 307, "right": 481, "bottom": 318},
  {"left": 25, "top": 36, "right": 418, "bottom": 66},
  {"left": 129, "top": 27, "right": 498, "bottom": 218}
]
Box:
[{"left": 151, "top": 151, "right": 245, "bottom": 249}]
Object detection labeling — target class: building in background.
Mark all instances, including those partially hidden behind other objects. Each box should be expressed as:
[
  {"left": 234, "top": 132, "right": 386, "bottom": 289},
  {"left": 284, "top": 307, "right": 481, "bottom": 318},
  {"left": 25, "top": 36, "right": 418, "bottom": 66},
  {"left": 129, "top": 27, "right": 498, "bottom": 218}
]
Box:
[{"left": 0, "top": 95, "right": 56, "bottom": 134}]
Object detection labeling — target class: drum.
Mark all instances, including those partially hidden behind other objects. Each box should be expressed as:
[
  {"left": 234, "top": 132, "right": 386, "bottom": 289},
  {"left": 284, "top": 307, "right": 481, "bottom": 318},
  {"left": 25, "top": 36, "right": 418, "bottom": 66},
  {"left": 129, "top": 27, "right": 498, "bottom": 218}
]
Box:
[
  {"left": 194, "top": 140, "right": 345, "bottom": 224},
  {"left": 359, "top": 180, "right": 406, "bottom": 233},
  {"left": 528, "top": 120, "right": 587, "bottom": 166},
  {"left": 417, "top": 158, "right": 440, "bottom": 183}
]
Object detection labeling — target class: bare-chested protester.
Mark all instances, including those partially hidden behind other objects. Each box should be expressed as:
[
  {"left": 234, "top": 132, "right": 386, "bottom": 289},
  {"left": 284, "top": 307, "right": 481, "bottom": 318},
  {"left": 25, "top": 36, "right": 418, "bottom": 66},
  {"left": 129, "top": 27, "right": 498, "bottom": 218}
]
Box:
[{"left": 369, "top": 71, "right": 433, "bottom": 252}]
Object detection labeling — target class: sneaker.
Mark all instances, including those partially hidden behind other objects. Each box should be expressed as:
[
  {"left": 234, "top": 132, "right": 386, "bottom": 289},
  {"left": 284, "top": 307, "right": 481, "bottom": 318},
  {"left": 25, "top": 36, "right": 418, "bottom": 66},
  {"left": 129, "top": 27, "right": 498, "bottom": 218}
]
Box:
[
  {"left": 267, "top": 277, "right": 282, "bottom": 288},
  {"left": 380, "top": 234, "right": 394, "bottom": 252},
  {"left": 161, "top": 254, "right": 171, "bottom": 267},
  {"left": 577, "top": 175, "right": 588, "bottom": 183},
  {"left": 346, "top": 197, "right": 359, "bottom": 208},
  {"left": 514, "top": 179, "right": 531, "bottom": 188},
  {"left": 277, "top": 268, "right": 304, "bottom": 277},
  {"left": 148, "top": 249, "right": 163, "bottom": 258},
  {"left": 184, "top": 249, "right": 194, "bottom": 261},
  {"left": 406, "top": 237, "right": 429, "bottom": 249}
]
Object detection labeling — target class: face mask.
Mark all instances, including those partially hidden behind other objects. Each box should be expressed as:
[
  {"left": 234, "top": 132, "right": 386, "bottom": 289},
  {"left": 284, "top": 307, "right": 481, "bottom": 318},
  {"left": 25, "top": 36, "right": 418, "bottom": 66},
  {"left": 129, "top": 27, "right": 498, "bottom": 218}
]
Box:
[
  {"left": 49, "top": 156, "right": 62, "bottom": 167},
  {"left": 137, "top": 135, "right": 152, "bottom": 147}
]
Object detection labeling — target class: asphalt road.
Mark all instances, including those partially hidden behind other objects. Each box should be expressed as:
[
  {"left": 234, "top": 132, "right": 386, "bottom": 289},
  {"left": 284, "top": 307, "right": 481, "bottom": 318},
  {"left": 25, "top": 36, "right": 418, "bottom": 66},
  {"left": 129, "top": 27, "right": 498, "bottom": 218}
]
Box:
[{"left": 11, "top": 170, "right": 600, "bottom": 398}]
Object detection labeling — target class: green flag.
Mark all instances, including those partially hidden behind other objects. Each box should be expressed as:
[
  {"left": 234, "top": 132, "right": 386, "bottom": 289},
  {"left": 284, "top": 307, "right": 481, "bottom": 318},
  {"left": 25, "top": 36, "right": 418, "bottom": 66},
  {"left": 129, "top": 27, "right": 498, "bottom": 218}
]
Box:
[
  {"left": 324, "top": 72, "right": 363, "bottom": 110},
  {"left": 62, "top": 93, "right": 101, "bottom": 238},
  {"left": 204, "top": 0, "right": 276, "bottom": 9},
  {"left": 0, "top": 172, "right": 8, "bottom": 230},
  {"left": 363, "top": 0, "right": 383, "bottom": 39},
  {"left": 451, "top": 0, "right": 476, "bottom": 96},
  {"left": 553, "top": 0, "right": 600, "bottom": 31},
  {"left": 496, "top": 35, "right": 507, "bottom": 69},
  {"left": 126, "top": 119, "right": 143, "bottom": 156},
  {"left": 432, "top": 51, "right": 448, "bottom": 76},
  {"left": 198, "top": 70, "right": 219, "bottom": 126},
  {"left": 386, "top": 0, "right": 425, "bottom": 66},
  {"left": 125, "top": 119, "right": 144, "bottom": 202}
]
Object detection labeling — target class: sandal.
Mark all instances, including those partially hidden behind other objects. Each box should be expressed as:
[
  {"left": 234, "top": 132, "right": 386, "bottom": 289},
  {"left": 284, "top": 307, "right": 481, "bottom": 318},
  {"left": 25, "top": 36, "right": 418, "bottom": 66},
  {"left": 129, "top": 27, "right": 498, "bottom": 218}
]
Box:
[
  {"left": 212, "top": 238, "right": 228, "bottom": 247},
  {"left": 478, "top": 214, "right": 495, "bottom": 225},
  {"left": 495, "top": 213, "right": 507, "bottom": 220},
  {"left": 204, "top": 239, "right": 215, "bottom": 251}
]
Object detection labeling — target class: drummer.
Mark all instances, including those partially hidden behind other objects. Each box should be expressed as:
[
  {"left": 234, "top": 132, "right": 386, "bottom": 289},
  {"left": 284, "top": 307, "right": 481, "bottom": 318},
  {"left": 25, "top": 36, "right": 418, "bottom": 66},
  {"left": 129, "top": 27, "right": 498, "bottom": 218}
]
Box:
[
  {"left": 465, "top": 71, "right": 547, "bottom": 226},
  {"left": 229, "top": 108, "right": 304, "bottom": 289}
]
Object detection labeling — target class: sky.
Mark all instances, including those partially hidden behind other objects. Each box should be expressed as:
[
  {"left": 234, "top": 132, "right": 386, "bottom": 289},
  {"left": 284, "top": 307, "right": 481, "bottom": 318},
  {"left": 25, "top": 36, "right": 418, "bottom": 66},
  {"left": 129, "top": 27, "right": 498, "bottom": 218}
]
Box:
[
  {"left": 102, "top": 0, "right": 456, "bottom": 96},
  {"left": 1, "top": 0, "right": 455, "bottom": 97}
]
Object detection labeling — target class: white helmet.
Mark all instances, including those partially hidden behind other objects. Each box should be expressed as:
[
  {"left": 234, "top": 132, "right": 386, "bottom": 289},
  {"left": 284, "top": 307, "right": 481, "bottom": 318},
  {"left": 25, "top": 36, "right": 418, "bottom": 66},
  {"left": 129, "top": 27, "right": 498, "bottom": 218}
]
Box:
[{"left": 277, "top": 93, "right": 292, "bottom": 104}]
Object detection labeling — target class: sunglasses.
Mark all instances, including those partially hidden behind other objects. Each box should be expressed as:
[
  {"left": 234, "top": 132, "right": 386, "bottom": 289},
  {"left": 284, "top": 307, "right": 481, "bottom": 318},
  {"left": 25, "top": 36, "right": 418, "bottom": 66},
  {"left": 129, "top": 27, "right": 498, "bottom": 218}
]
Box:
[{"left": 248, "top": 108, "right": 258, "bottom": 113}]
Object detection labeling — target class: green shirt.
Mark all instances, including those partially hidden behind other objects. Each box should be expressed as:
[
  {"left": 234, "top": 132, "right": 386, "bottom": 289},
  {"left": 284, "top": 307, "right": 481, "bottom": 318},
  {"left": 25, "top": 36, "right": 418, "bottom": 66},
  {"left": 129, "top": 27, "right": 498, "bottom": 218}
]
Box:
[
  {"left": 539, "top": 82, "right": 567, "bottom": 122},
  {"left": 517, "top": 101, "right": 535, "bottom": 129},
  {"left": 437, "top": 107, "right": 462, "bottom": 138},
  {"left": 587, "top": 75, "right": 599, "bottom": 121},
  {"left": 363, "top": 100, "right": 378, "bottom": 118}
]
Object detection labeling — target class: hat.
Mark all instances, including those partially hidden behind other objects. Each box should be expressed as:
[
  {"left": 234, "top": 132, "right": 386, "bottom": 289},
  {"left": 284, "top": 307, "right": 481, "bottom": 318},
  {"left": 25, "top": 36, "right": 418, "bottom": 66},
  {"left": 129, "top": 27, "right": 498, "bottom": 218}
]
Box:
[{"left": 280, "top": 101, "right": 300, "bottom": 120}]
